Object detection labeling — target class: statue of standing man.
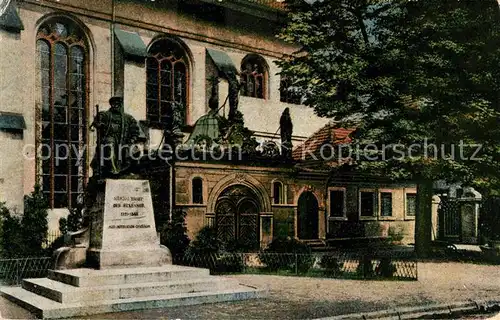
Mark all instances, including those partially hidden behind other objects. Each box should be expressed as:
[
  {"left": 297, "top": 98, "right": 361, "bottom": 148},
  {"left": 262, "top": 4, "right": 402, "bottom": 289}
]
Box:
[
  {"left": 90, "top": 96, "right": 141, "bottom": 178},
  {"left": 280, "top": 107, "right": 293, "bottom": 159}
]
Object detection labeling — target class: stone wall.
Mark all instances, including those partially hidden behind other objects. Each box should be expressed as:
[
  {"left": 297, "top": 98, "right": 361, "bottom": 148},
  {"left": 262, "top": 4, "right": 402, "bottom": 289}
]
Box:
[{"left": 175, "top": 162, "right": 327, "bottom": 241}]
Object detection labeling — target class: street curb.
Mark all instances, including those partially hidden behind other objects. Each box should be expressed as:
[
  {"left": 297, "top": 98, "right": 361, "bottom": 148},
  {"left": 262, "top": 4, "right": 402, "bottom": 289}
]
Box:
[{"left": 313, "top": 299, "right": 500, "bottom": 320}]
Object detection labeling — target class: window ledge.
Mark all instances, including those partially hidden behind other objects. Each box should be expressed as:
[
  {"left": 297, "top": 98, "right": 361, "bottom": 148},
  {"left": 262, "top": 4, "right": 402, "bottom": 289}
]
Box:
[
  {"left": 378, "top": 216, "right": 397, "bottom": 221},
  {"left": 328, "top": 216, "right": 348, "bottom": 221},
  {"left": 404, "top": 216, "right": 416, "bottom": 221},
  {"left": 359, "top": 216, "right": 377, "bottom": 221}
]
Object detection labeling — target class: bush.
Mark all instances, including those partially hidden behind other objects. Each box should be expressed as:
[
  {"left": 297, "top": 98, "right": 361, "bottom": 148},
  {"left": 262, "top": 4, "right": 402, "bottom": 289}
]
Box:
[
  {"left": 259, "top": 237, "right": 313, "bottom": 273},
  {"left": 376, "top": 257, "right": 397, "bottom": 277},
  {"left": 159, "top": 209, "right": 190, "bottom": 260},
  {"left": 214, "top": 254, "right": 245, "bottom": 273},
  {"left": 319, "top": 254, "right": 342, "bottom": 277},
  {"left": 186, "top": 226, "right": 223, "bottom": 256},
  {"left": 21, "top": 185, "right": 49, "bottom": 257},
  {"left": 224, "top": 238, "right": 259, "bottom": 253},
  {"left": 388, "top": 226, "right": 405, "bottom": 244},
  {"left": 0, "top": 206, "right": 24, "bottom": 258},
  {"left": 356, "top": 255, "right": 375, "bottom": 278},
  {"left": 0, "top": 186, "right": 49, "bottom": 258}
]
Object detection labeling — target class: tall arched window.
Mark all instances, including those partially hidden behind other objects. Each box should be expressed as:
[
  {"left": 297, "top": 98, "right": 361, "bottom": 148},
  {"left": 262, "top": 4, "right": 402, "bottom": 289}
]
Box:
[
  {"left": 146, "top": 38, "right": 189, "bottom": 129},
  {"left": 36, "top": 18, "right": 88, "bottom": 209},
  {"left": 192, "top": 177, "right": 203, "bottom": 204},
  {"left": 240, "top": 54, "right": 267, "bottom": 99}
]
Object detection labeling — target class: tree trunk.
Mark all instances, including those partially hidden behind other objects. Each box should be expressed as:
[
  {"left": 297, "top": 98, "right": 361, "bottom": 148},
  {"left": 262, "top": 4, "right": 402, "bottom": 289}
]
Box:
[{"left": 415, "top": 179, "right": 433, "bottom": 258}]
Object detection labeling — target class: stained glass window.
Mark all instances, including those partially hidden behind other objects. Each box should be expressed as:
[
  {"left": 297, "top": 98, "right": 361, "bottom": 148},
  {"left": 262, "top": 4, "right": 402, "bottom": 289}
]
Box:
[
  {"left": 240, "top": 54, "right": 267, "bottom": 99},
  {"left": 146, "top": 39, "right": 188, "bottom": 129},
  {"left": 36, "top": 18, "right": 88, "bottom": 209}
]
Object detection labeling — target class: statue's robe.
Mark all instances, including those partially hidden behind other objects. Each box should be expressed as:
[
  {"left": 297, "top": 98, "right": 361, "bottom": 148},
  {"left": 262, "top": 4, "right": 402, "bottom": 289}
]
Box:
[{"left": 91, "top": 109, "right": 140, "bottom": 177}]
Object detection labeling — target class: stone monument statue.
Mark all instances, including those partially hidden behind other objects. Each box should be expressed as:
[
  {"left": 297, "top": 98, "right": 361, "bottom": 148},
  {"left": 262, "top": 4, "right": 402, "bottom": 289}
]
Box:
[
  {"left": 54, "top": 96, "right": 171, "bottom": 270},
  {"left": 226, "top": 70, "right": 240, "bottom": 122},
  {"left": 280, "top": 107, "right": 293, "bottom": 158}
]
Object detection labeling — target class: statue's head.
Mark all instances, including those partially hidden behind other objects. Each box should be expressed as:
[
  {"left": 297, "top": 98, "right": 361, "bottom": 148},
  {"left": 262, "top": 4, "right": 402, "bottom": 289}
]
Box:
[{"left": 109, "top": 96, "right": 124, "bottom": 113}]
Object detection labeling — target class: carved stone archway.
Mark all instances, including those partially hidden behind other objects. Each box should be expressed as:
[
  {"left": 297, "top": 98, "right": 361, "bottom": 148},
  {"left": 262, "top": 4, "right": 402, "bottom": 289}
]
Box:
[
  {"left": 206, "top": 173, "right": 271, "bottom": 214},
  {"left": 215, "top": 184, "right": 260, "bottom": 249}
]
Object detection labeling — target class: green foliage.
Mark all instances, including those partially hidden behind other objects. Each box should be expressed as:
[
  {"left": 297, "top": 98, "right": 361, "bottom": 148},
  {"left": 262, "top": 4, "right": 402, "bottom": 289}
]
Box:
[
  {"left": 0, "top": 186, "right": 49, "bottom": 257},
  {"left": 356, "top": 255, "right": 375, "bottom": 278},
  {"left": 279, "top": 0, "right": 500, "bottom": 257},
  {"left": 66, "top": 204, "right": 84, "bottom": 232},
  {"left": 20, "top": 185, "right": 49, "bottom": 257},
  {"left": 376, "top": 257, "right": 397, "bottom": 278},
  {"left": 259, "top": 237, "right": 313, "bottom": 273},
  {"left": 278, "top": 0, "right": 500, "bottom": 188},
  {"left": 388, "top": 226, "right": 405, "bottom": 244},
  {"left": 59, "top": 217, "right": 68, "bottom": 235},
  {"left": 214, "top": 254, "right": 245, "bottom": 274},
  {"left": 0, "top": 205, "right": 23, "bottom": 258},
  {"left": 319, "top": 254, "right": 342, "bottom": 277},
  {"left": 186, "top": 225, "right": 223, "bottom": 255},
  {"left": 159, "top": 209, "right": 191, "bottom": 259}
]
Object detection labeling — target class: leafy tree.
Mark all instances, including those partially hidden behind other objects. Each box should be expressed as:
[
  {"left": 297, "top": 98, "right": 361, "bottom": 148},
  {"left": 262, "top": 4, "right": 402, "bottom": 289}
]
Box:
[{"left": 279, "top": 0, "right": 500, "bottom": 256}]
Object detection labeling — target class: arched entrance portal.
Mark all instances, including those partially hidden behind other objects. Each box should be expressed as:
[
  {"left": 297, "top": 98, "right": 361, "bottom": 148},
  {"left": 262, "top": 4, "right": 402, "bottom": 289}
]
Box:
[
  {"left": 215, "top": 185, "right": 260, "bottom": 250},
  {"left": 297, "top": 192, "right": 319, "bottom": 239}
]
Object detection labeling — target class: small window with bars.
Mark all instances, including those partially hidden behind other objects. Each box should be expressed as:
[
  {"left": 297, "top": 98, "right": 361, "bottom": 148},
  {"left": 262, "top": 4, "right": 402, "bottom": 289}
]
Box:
[
  {"left": 406, "top": 193, "right": 417, "bottom": 217},
  {"left": 380, "top": 192, "right": 393, "bottom": 217},
  {"left": 192, "top": 177, "right": 203, "bottom": 204},
  {"left": 360, "top": 191, "right": 376, "bottom": 217},
  {"left": 329, "top": 189, "right": 345, "bottom": 218}
]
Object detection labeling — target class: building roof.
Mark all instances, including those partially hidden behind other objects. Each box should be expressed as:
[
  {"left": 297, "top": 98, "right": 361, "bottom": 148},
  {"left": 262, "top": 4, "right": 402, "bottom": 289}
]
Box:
[{"left": 292, "top": 122, "right": 354, "bottom": 165}]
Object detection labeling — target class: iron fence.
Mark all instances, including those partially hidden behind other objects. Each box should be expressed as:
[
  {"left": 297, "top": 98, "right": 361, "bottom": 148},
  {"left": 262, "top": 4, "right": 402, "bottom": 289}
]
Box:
[
  {"left": 0, "top": 251, "right": 417, "bottom": 287},
  {"left": 44, "top": 231, "right": 63, "bottom": 248},
  {"left": 176, "top": 251, "right": 418, "bottom": 281},
  {"left": 0, "top": 257, "right": 52, "bottom": 286}
]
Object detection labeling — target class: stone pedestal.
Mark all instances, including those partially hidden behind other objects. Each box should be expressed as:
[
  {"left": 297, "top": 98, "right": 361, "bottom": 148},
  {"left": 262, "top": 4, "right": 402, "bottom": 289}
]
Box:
[{"left": 86, "top": 179, "right": 171, "bottom": 269}]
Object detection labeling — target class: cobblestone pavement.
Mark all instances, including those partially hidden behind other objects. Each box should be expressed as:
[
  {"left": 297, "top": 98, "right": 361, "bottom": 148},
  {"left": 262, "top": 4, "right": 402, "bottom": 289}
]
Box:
[{"left": 1, "top": 262, "right": 499, "bottom": 319}]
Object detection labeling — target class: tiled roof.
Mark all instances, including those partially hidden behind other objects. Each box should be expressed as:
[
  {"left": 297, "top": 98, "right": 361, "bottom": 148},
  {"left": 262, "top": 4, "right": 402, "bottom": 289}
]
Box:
[{"left": 292, "top": 123, "right": 355, "bottom": 164}]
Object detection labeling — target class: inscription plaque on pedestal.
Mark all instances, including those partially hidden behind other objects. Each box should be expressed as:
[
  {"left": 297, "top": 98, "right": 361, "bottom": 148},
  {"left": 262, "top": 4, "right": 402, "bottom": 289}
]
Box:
[
  {"left": 87, "top": 179, "right": 171, "bottom": 269},
  {"left": 103, "top": 180, "right": 156, "bottom": 247}
]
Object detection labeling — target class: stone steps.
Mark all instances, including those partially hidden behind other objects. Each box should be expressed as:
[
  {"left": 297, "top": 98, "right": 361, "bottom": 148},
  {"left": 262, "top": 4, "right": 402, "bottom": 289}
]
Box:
[
  {"left": 0, "top": 265, "right": 264, "bottom": 318},
  {"left": 2, "top": 284, "right": 264, "bottom": 319},
  {"left": 23, "top": 276, "right": 239, "bottom": 303},
  {"left": 48, "top": 265, "right": 210, "bottom": 287}
]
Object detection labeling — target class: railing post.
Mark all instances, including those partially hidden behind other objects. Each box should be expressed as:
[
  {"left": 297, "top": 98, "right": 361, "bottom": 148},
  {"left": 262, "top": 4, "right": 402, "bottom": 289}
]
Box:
[
  {"left": 295, "top": 253, "right": 298, "bottom": 275},
  {"left": 16, "top": 259, "right": 21, "bottom": 285}
]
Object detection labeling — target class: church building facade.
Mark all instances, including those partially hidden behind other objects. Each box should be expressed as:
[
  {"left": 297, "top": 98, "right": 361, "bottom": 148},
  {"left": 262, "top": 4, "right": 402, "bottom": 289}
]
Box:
[{"left": 0, "top": 0, "right": 423, "bottom": 247}]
